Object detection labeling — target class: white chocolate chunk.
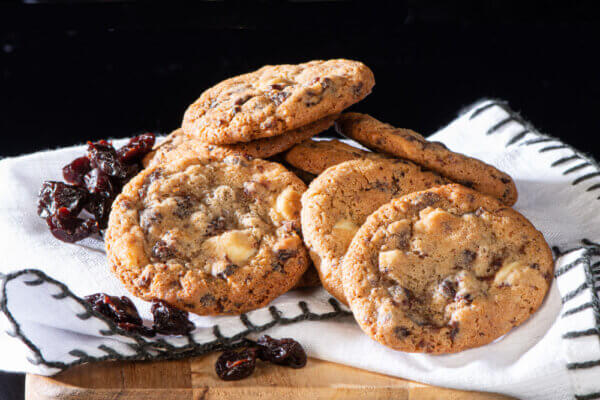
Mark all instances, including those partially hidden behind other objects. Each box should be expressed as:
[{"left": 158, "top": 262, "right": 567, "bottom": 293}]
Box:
[
  {"left": 275, "top": 187, "right": 301, "bottom": 220},
  {"left": 332, "top": 218, "right": 359, "bottom": 248},
  {"left": 494, "top": 261, "right": 526, "bottom": 285},
  {"left": 202, "top": 230, "right": 257, "bottom": 268},
  {"left": 379, "top": 249, "right": 405, "bottom": 270}
]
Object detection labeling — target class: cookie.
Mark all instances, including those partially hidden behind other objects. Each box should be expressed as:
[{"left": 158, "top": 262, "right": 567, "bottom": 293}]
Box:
[
  {"left": 182, "top": 59, "right": 374, "bottom": 144},
  {"left": 293, "top": 264, "right": 322, "bottom": 289},
  {"left": 301, "top": 158, "right": 448, "bottom": 304},
  {"left": 342, "top": 184, "right": 553, "bottom": 354},
  {"left": 335, "top": 113, "right": 518, "bottom": 206},
  {"left": 144, "top": 115, "right": 336, "bottom": 168},
  {"left": 284, "top": 138, "right": 385, "bottom": 175},
  {"left": 106, "top": 155, "right": 310, "bottom": 315}
]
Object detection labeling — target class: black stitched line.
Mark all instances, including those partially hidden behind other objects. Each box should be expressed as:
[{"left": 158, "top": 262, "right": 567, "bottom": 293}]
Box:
[
  {"left": 468, "top": 101, "right": 500, "bottom": 120},
  {"left": 486, "top": 116, "right": 514, "bottom": 135},
  {"left": 562, "top": 302, "right": 594, "bottom": 318},
  {"left": 51, "top": 291, "right": 69, "bottom": 300},
  {"left": 506, "top": 129, "right": 530, "bottom": 146},
  {"left": 563, "top": 327, "right": 599, "bottom": 339},
  {"left": 239, "top": 314, "right": 256, "bottom": 330},
  {"left": 587, "top": 183, "right": 600, "bottom": 192},
  {"left": 520, "top": 137, "right": 557, "bottom": 146},
  {"left": 98, "top": 345, "right": 121, "bottom": 357},
  {"left": 539, "top": 144, "right": 569, "bottom": 153},
  {"left": 575, "top": 391, "right": 600, "bottom": 400},
  {"left": 568, "top": 359, "right": 600, "bottom": 369},
  {"left": 24, "top": 278, "right": 44, "bottom": 286},
  {"left": 552, "top": 155, "right": 582, "bottom": 167},
  {"left": 573, "top": 172, "right": 600, "bottom": 185},
  {"left": 76, "top": 311, "right": 92, "bottom": 320},
  {"left": 561, "top": 282, "right": 589, "bottom": 304},
  {"left": 555, "top": 257, "right": 587, "bottom": 277},
  {"left": 564, "top": 163, "right": 592, "bottom": 175}
]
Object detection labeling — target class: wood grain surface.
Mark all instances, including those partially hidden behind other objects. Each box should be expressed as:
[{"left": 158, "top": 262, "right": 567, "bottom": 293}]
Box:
[{"left": 26, "top": 355, "right": 513, "bottom": 400}]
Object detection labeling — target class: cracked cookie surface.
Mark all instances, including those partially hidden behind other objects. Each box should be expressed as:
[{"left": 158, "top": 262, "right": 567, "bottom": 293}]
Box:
[
  {"left": 342, "top": 184, "right": 553, "bottom": 354},
  {"left": 182, "top": 59, "right": 374, "bottom": 144},
  {"left": 335, "top": 113, "right": 518, "bottom": 205},
  {"left": 144, "top": 115, "right": 337, "bottom": 168},
  {"left": 301, "top": 158, "right": 448, "bottom": 304},
  {"left": 106, "top": 156, "right": 309, "bottom": 315},
  {"left": 284, "top": 138, "right": 385, "bottom": 175}
]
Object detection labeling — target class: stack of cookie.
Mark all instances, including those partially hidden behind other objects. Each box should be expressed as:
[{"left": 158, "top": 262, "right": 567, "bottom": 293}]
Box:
[{"left": 105, "top": 59, "right": 554, "bottom": 355}]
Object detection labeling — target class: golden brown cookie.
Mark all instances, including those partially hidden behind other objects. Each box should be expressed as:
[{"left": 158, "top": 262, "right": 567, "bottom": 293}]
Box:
[
  {"left": 143, "top": 115, "right": 336, "bottom": 168},
  {"left": 182, "top": 59, "right": 374, "bottom": 144},
  {"left": 301, "top": 158, "right": 448, "bottom": 304},
  {"left": 284, "top": 138, "right": 385, "bottom": 175},
  {"left": 106, "top": 156, "right": 309, "bottom": 315},
  {"left": 335, "top": 113, "right": 518, "bottom": 205},
  {"left": 292, "top": 264, "right": 322, "bottom": 289},
  {"left": 343, "top": 184, "right": 553, "bottom": 354}
]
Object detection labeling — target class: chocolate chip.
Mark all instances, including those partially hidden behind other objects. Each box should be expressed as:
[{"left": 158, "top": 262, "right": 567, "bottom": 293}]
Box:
[
  {"left": 458, "top": 250, "right": 477, "bottom": 268},
  {"left": 234, "top": 94, "right": 252, "bottom": 106},
  {"left": 393, "top": 230, "right": 411, "bottom": 250},
  {"left": 200, "top": 294, "right": 215, "bottom": 306},
  {"left": 394, "top": 326, "right": 411, "bottom": 338},
  {"left": 206, "top": 216, "right": 227, "bottom": 236},
  {"left": 352, "top": 82, "right": 363, "bottom": 97},
  {"left": 140, "top": 209, "right": 163, "bottom": 232},
  {"left": 529, "top": 263, "right": 540, "bottom": 270},
  {"left": 271, "top": 249, "right": 297, "bottom": 272},
  {"left": 218, "top": 264, "right": 238, "bottom": 279},
  {"left": 412, "top": 192, "right": 441, "bottom": 211},
  {"left": 173, "top": 196, "right": 194, "bottom": 219},
  {"left": 449, "top": 321, "right": 460, "bottom": 341},
  {"left": 151, "top": 240, "right": 176, "bottom": 261},
  {"left": 490, "top": 256, "right": 504, "bottom": 272},
  {"left": 439, "top": 278, "right": 457, "bottom": 299},
  {"left": 303, "top": 90, "right": 322, "bottom": 107},
  {"left": 500, "top": 177, "right": 511, "bottom": 184},
  {"left": 270, "top": 91, "right": 289, "bottom": 106}
]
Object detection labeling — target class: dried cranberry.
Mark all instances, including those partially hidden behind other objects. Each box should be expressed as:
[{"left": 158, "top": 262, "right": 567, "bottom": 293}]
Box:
[
  {"left": 87, "top": 140, "right": 128, "bottom": 178},
  {"left": 84, "top": 194, "right": 114, "bottom": 229},
  {"left": 84, "top": 168, "right": 115, "bottom": 196},
  {"left": 38, "top": 181, "right": 89, "bottom": 219},
  {"left": 151, "top": 299, "right": 195, "bottom": 335},
  {"left": 117, "top": 133, "right": 156, "bottom": 164},
  {"left": 47, "top": 207, "right": 99, "bottom": 243},
  {"left": 84, "top": 293, "right": 155, "bottom": 337},
  {"left": 215, "top": 349, "right": 257, "bottom": 381},
  {"left": 256, "top": 335, "right": 307, "bottom": 368},
  {"left": 63, "top": 156, "right": 91, "bottom": 186}
]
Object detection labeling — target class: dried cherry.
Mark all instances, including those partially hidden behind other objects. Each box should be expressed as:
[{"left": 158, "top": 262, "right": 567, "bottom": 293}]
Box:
[
  {"left": 39, "top": 133, "right": 156, "bottom": 243},
  {"left": 47, "top": 207, "right": 99, "bottom": 243},
  {"left": 63, "top": 156, "right": 91, "bottom": 186},
  {"left": 38, "top": 181, "right": 89, "bottom": 219},
  {"left": 215, "top": 349, "right": 257, "bottom": 381},
  {"left": 84, "top": 293, "right": 155, "bottom": 337},
  {"left": 151, "top": 299, "right": 195, "bottom": 335},
  {"left": 256, "top": 335, "right": 307, "bottom": 368},
  {"left": 117, "top": 133, "right": 156, "bottom": 164}
]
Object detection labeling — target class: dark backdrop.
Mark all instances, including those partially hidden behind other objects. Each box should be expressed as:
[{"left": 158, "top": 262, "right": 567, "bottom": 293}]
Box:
[{"left": 1, "top": 1, "right": 600, "bottom": 399}]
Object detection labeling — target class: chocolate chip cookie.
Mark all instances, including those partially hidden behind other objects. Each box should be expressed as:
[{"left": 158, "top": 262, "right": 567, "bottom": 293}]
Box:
[
  {"left": 106, "top": 156, "right": 310, "bottom": 315},
  {"left": 342, "top": 184, "right": 553, "bottom": 354},
  {"left": 144, "top": 115, "right": 336, "bottom": 168},
  {"left": 335, "top": 113, "right": 518, "bottom": 206},
  {"left": 284, "top": 138, "right": 385, "bottom": 175},
  {"left": 182, "top": 59, "right": 374, "bottom": 144},
  {"left": 301, "top": 158, "right": 448, "bottom": 304}
]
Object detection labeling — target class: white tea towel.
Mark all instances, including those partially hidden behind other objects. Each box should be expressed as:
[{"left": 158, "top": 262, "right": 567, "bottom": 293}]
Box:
[{"left": 1, "top": 99, "right": 599, "bottom": 400}]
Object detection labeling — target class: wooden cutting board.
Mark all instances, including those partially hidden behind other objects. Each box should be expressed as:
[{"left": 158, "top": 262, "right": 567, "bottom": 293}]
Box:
[{"left": 26, "top": 355, "right": 513, "bottom": 399}]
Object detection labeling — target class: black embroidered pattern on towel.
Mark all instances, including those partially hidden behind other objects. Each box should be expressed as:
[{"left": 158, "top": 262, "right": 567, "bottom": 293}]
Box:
[
  {"left": 0, "top": 269, "right": 351, "bottom": 371},
  {"left": 467, "top": 99, "right": 600, "bottom": 399},
  {"left": 468, "top": 99, "right": 600, "bottom": 198}
]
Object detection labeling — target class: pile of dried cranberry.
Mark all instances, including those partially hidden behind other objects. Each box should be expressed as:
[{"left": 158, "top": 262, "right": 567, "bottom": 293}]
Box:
[
  {"left": 215, "top": 335, "right": 307, "bottom": 380},
  {"left": 85, "top": 293, "right": 194, "bottom": 337},
  {"left": 38, "top": 134, "right": 156, "bottom": 243}
]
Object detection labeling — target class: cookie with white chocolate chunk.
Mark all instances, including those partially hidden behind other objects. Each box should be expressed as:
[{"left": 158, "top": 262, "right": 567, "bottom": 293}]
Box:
[
  {"left": 106, "top": 155, "right": 309, "bottom": 315},
  {"left": 301, "top": 158, "right": 448, "bottom": 304},
  {"left": 342, "top": 184, "right": 553, "bottom": 354}
]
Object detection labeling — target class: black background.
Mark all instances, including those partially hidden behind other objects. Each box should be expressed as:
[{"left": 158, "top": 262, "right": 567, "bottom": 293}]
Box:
[{"left": 1, "top": 1, "right": 600, "bottom": 399}]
